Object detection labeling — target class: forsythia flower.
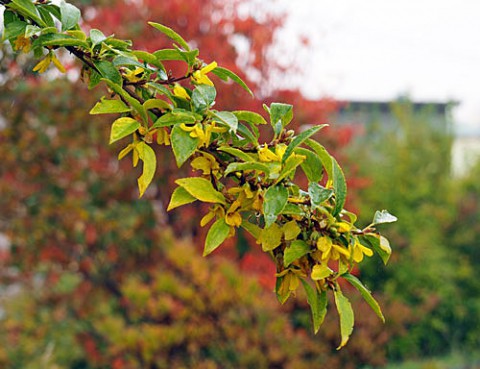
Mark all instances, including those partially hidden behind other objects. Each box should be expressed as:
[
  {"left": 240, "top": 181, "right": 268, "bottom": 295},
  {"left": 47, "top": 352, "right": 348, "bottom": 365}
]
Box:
[
  {"left": 33, "top": 52, "right": 66, "bottom": 74},
  {"left": 124, "top": 67, "right": 144, "bottom": 83},
  {"left": 351, "top": 239, "right": 374, "bottom": 263},
  {"left": 156, "top": 128, "right": 170, "bottom": 146},
  {"left": 316, "top": 236, "right": 350, "bottom": 261},
  {"left": 225, "top": 199, "right": 242, "bottom": 227},
  {"left": 13, "top": 35, "right": 31, "bottom": 53},
  {"left": 192, "top": 61, "right": 217, "bottom": 86},
  {"left": 190, "top": 153, "right": 219, "bottom": 175},
  {"left": 172, "top": 83, "right": 190, "bottom": 99},
  {"left": 200, "top": 204, "right": 225, "bottom": 227},
  {"left": 258, "top": 144, "right": 280, "bottom": 162}
]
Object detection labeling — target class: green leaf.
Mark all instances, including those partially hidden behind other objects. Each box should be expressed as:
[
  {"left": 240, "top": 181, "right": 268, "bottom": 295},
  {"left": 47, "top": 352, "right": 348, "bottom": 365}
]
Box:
[
  {"left": 281, "top": 203, "right": 306, "bottom": 217},
  {"left": 296, "top": 147, "right": 324, "bottom": 183},
  {"left": 3, "top": 20, "right": 26, "bottom": 40},
  {"left": 89, "top": 29, "right": 106, "bottom": 47},
  {"left": 148, "top": 22, "right": 190, "bottom": 51},
  {"left": 132, "top": 50, "right": 164, "bottom": 68},
  {"left": 109, "top": 117, "right": 140, "bottom": 144},
  {"left": 224, "top": 162, "right": 271, "bottom": 176},
  {"left": 152, "top": 110, "right": 196, "bottom": 128},
  {"left": 88, "top": 70, "right": 102, "bottom": 90},
  {"left": 135, "top": 142, "right": 156, "bottom": 197},
  {"left": 94, "top": 61, "right": 122, "bottom": 86},
  {"left": 24, "top": 25, "right": 41, "bottom": 38},
  {"left": 167, "top": 186, "right": 197, "bottom": 211},
  {"left": 274, "top": 154, "right": 305, "bottom": 185},
  {"left": 152, "top": 48, "right": 198, "bottom": 64},
  {"left": 372, "top": 210, "right": 398, "bottom": 225},
  {"left": 212, "top": 111, "right": 238, "bottom": 133},
  {"left": 332, "top": 158, "right": 347, "bottom": 217},
  {"left": 308, "top": 183, "right": 334, "bottom": 208},
  {"left": 211, "top": 66, "right": 253, "bottom": 96},
  {"left": 232, "top": 110, "right": 267, "bottom": 125},
  {"left": 90, "top": 98, "right": 130, "bottom": 115},
  {"left": 175, "top": 177, "right": 226, "bottom": 204},
  {"left": 263, "top": 185, "right": 288, "bottom": 228},
  {"left": 359, "top": 235, "right": 391, "bottom": 265},
  {"left": 269, "top": 103, "right": 293, "bottom": 135},
  {"left": 240, "top": 220, "right": 261, "bottom": 239},
  {"left": 284, "top": 240, "right": 310, "bottom": 267},
  {"left": 236, "top": 124, "right": 259, "bottom": 146},
  {"left": 301, "top": 280, "right": 327, "bottom": 334},
  {"left": 9, "top": 0, "right": 45, "bottom": 27},
  {"left": 217, "top": 146, "right": 255, "bottom": 162},
  {"left": 305, "top": 139, "right": 333, "bottom": 179},
  {"left": 203, "top": 218, "right": 231, "bottom": 256},
  {"left": 258, "top": 223, "right": 283, "bottom": 252},
  {"left": 60, "top": 0, "right": 81, "bottom": 31},
  {"left": 102, "top": 79, "right": 147, "bottom": 123},
  {"left": 191, "top": 85, "right": 216, "bottom": 112},
  {"left": 34, "top": 33, "right": 89, "bottom": 48},
  {"left": 143, "top": 99, "right": 172, "bottom": 112},
  {"left": 342, "top": 273, "right": 385, "bottom": 323},
  {"left": 113, "top": 56, "right": 145, "bottom": 69},
  {"left": 37, "top": 7, "right": 55, "bottom": 27},
  {"left": 282, "top": 124, "right": 328, "bottom": 163},
  {"left": 104, "top": 38, "right": 132, "bottom": 50},
  {"left": 334, "top": 287, "right": 355, "bottom": 349},
  {"left": 170, "top": 125, "right": 198, "bottom": 167}
]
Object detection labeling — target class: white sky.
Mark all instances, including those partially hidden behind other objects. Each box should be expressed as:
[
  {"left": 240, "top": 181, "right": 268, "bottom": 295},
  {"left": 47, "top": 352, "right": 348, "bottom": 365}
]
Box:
[{"left": 274, "top": 0, "right": 480, "bottom": 132}]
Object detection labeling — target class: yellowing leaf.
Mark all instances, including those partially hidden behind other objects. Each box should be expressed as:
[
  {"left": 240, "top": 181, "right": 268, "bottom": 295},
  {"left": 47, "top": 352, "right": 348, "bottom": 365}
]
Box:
[
  {"left": 334, "top": 287, "right": 354, "bottom": 350},
  {"left": 135, "top": 141, "right": 156, "bottom": 197},
  {"left": 258, "top": 223, "right": 283, "bottom": 252},
  {"left": 109, "top": 117, "right": 141, "bottom": 144},
  {"left": 90, "top": 98, "right": 130, "bottom": 115},
  {"left": 170, "top": 125, "right": 198, "bottom": 167},
  {"left": 311, "top": 264, "right": 333, "bottom": 280},
  {"left": 284, "top": 240, "right": 310, "bottom": 267},
  {"left": 204, "top": 218, "right": 231, "bottom": 256},
  {"left": 175, "top": 177, "right": 226, "bottom": 204},
  {"left": 167, "top": 186, "right": 197, "bottom": 211},
  {"left": 283, "top": 220, "right": 301, "bottom": 241},
  {"left": 301, "top": 280, "right": 328, "bottom": 334}
]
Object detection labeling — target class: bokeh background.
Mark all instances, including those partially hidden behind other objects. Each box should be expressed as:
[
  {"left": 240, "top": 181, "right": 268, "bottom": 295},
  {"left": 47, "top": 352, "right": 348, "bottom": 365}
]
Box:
[{"left": 1, "top": 1, "right": 479, "bottom": 368}]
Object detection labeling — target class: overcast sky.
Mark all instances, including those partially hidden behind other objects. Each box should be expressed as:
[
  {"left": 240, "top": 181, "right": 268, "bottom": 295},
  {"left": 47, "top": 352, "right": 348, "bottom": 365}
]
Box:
[{"left": 274, "top": 0, "right": 480, "bottom": 132}]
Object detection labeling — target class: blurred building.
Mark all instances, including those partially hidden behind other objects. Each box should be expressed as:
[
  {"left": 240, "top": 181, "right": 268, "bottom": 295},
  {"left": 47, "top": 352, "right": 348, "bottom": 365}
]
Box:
[{"left": 331, "top": 99, "right": 480, "bottom": 176}]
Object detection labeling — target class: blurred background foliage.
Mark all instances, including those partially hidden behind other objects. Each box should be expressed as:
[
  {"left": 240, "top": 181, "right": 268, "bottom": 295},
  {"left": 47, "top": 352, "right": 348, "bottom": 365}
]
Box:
[{"left": 0, "top": 0, "right": 479, "bottom": 368}]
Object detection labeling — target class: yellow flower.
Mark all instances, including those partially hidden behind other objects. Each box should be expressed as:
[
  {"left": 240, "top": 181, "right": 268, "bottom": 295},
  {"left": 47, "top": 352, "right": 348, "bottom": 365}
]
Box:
[
  {"left": 351, "top": 239, "right": 373, "bottom": 263},
  {"left": 190, "top": 153, "right": 219, "bottom": 175},
  {"left": 316, "top": 236, "right": 350, "bottom": 261},
  {"left": 180, "top": 122, "right": 223, "bottom": 148},
  {"left": 337, "top": 221, "right": 353, "bottom": 233},
  {"left": 258, "top": 144, "right": 280, "bottom": 162},
  {"left": 200, "top": 204, "right": 225, "bottom": 227},
  {"left": 172, "top": 83, "right": 190, "bottom": 99},
  {"left": 124, "top": 67, "right": 144, "bottom": 83},
  {"left": 13, "top": 35, "right": 31, "bottom": 53},
  {"left": 33, "top": 52, "right": 66, "bottom": 74},
  {"left": 275, "top": 144, "right": 287, "bottom": 160},
  {"left": 225, "top": 199, "right": 242, "bottom": 227},
  {"left": 156, "top": 128, "right": 170, "bottom": 146},
  {"left": 192, "top": 61, "right": 217, "bottom": 86},
  {"left": 225, "top": 212, "right": 242, "bottom": 227}
]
